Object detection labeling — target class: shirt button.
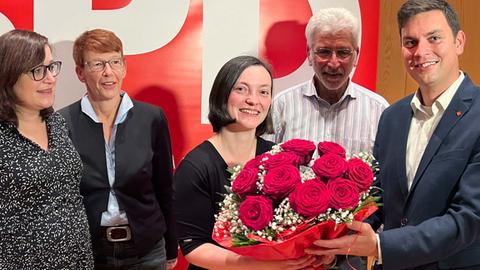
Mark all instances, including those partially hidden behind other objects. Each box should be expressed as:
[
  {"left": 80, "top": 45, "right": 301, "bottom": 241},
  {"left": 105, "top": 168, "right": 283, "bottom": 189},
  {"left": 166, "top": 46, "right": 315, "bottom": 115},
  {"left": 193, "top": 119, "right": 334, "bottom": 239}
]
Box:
[{"left": 400, "top": 218, "right": 408, "bottom": 226}]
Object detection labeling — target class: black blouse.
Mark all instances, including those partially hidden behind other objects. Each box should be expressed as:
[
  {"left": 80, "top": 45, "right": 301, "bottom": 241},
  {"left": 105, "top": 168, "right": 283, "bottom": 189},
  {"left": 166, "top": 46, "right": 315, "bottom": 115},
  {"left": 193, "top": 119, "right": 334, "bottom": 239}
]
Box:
[{"left": 174, "top": 137, "right": 274, "bottom": 270}]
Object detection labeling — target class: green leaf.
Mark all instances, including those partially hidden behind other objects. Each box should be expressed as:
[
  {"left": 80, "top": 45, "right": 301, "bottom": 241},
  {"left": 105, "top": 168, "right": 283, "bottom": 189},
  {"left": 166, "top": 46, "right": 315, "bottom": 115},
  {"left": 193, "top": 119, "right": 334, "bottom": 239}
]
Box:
[{"left": 231, "top": 234, "right": 261, "bottom": 247}]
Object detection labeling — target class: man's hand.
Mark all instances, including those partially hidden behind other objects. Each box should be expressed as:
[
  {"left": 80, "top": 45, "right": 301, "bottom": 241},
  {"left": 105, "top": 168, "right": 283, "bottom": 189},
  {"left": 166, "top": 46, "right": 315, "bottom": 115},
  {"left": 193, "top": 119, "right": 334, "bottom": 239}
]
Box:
[{"left": 304, "top": 221, "right": 378, "bottom": 257}]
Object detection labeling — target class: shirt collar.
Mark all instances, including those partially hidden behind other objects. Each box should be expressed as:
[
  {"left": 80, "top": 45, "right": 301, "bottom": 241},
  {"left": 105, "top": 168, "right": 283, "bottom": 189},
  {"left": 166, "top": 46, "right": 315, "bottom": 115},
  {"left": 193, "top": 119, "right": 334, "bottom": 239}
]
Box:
[
  {"left": 410, "top": 71, "right": 464, "bottom": 117},
  {"left": 81, "top": 91, "right": 134, "bottom": 124},
  {"left": 303, "top": 77, "right": 356, "bottom": 103}
]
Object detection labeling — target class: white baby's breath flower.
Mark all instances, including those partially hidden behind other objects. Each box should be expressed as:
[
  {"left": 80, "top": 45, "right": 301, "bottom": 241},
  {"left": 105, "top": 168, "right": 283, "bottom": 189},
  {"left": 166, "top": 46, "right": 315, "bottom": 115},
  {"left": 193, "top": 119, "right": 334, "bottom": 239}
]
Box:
[
  {"left": 299, "top": 166, "right": 316, "bottom": 182},
  {"left": 270, "top": 144, "right": 282, "bottom": 154}
]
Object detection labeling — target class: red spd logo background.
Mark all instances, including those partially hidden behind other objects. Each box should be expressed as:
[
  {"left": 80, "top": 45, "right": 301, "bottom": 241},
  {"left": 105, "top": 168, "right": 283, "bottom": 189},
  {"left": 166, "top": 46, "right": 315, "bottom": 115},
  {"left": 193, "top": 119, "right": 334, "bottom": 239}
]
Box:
[{"left": 0, "top": 0, "right": 379, "bottom": 166}]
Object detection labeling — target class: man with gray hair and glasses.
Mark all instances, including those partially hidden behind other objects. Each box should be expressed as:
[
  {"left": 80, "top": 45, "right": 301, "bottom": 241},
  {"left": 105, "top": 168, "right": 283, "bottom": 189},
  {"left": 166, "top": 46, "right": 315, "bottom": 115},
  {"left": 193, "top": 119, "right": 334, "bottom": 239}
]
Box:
[
  {"left": 267, "top": 7, "right": 388, "bottom": 156},
  {"left": 266, "top": 7, "right": 388, "bottom": 269}
]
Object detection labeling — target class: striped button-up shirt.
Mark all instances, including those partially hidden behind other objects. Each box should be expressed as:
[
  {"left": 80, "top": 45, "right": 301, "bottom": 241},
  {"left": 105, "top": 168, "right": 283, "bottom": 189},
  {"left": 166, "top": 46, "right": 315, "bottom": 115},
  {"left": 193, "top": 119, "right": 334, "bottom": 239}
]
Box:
[{"left": 265, "top": 78, "right": 389, "bottom": 155}]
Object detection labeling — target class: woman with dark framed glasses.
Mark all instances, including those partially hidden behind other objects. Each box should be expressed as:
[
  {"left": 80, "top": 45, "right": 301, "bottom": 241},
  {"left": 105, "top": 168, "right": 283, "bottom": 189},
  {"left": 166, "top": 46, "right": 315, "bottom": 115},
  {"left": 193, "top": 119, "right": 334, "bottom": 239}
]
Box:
[
  {"left": 29, "top": 61, "right": 62, "bottom": 81},
  {"left": 0, "top": 29, "right": 94, "bottom": 269}
]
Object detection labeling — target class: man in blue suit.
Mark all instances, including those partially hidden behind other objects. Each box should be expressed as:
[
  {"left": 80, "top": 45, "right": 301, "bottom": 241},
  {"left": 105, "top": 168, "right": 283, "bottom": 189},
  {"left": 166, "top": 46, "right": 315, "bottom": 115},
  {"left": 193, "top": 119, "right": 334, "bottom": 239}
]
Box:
[{"left": 305, "top": 0, "right": 480, "bottom": 269}]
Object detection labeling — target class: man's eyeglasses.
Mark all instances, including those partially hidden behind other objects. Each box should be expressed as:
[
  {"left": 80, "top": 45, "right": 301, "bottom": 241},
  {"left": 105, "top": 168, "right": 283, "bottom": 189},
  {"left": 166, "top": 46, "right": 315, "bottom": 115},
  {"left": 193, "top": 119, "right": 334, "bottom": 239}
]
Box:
[
  {"left": 313, "top": 48, "right": 355, "bottom": 61},
  {"left": 29, "top": 61, "right": 62, "bottom": 81},
  {"left": 84, "top": 58, "right": 124, "bottom": 72}
]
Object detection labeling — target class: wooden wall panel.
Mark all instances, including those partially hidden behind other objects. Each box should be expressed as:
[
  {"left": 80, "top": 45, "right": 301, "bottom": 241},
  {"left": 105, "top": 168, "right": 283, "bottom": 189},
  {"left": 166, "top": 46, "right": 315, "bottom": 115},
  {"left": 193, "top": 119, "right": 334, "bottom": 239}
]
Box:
[
  {"left": 377, "top": 0, "right": 407, "bottom": 103},
  {"left": 456, "top": 0, "right": 480, "bottom": 81},
  {"left": 377, "top": 0, "right": 480, "bottom": 104}
]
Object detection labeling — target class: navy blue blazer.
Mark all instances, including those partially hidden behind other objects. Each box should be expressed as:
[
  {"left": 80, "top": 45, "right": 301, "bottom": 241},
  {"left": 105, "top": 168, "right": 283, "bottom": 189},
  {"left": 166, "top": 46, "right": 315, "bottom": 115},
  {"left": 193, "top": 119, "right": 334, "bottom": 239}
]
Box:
[
  {"left": 373, "top": 75, "right": 480, "bottom": 269},
  {"left": 59, "top": 99, "right": 178, "bottom": 260}
]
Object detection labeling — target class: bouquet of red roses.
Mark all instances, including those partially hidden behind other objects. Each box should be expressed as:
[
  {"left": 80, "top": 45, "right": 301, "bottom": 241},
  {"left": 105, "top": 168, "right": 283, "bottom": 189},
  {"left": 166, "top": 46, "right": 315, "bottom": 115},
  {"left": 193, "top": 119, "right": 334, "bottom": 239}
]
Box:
[{"left": 213, "top": 139, "right": 379, "bottom": 262}]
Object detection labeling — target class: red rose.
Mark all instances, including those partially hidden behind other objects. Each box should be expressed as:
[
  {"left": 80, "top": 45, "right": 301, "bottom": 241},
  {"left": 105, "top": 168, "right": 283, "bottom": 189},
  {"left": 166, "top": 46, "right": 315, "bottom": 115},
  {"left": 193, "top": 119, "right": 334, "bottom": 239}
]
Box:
[
  {"left": 317, "top": 141, "right": 346, "bottom": 158},
  {"left": 327, "top": 178, "right": 359, "bottom": 210},
  {"left": 280, "top": 139, "right": 316, "bottom": 165},
  {"left": 263, "top": 152, "right": 300, "bottom": 170},
  {"left": 244, "top": 153, "right": 270, "bottom": 169},
  {"left": 238, "top": 196, "right": 273, "bottom": 231},
  {"left": 289, "top": 180, "right": 330, "bottom": 218},
  {"left": 232, "top": 167, "right": 259, "bottom": 197},
  {"left": 312, "top": 153, "right": 347, "bottom": 179},
  {"left": 263, "top": 165, "right": 301, "bottom": 201},
  {"left": 346, "top": 158, "right": 374, "bottom": 192}
]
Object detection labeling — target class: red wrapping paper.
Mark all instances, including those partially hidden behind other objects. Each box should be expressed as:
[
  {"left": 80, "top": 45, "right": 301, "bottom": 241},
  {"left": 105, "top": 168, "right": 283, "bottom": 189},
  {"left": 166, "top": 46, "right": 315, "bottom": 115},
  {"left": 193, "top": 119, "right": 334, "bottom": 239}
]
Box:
[{"left": 213, "top": 205, "right": 377, "bottom": 261}]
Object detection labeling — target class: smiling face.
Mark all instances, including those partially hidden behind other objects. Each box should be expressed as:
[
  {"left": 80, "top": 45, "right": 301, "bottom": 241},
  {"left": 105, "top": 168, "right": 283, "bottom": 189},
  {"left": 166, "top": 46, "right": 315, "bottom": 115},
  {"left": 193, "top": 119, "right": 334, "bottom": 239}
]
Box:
[
  {"left": 308, "top": 30, "right": 358, "bottom": 95},
  {"left": 226, "top": 65, "right": 272, "bottom": 132},
  {"left": 401, "top": 10, "right": 465, "bottom": 94},
  {"left": 76, "top": 50, "right": 126, "bottom": 102},
  {"left": 13, "top": 45, "right": 56, "bottom": 115}
]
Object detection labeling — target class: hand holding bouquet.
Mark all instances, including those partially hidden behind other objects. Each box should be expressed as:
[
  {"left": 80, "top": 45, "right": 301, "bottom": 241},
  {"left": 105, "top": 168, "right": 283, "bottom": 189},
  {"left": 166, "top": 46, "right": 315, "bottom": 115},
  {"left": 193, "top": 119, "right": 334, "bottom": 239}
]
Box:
[{"left": 213, "top": 139, "right": 379, "bottom": 263}]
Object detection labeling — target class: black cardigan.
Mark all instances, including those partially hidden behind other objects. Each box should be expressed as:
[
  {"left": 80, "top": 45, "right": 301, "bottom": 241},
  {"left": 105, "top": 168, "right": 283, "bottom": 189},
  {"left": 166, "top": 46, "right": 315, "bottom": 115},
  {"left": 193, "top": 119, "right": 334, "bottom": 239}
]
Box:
[{"left": 60, "top": 99, "right": 177, "bottom": 260}]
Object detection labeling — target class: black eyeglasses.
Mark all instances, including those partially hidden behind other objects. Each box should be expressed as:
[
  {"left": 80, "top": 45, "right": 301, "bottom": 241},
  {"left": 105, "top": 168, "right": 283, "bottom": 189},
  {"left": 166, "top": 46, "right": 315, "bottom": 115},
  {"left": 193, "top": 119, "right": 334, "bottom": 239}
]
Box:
[
  {"left": 84, "top": 58, "right": 124, "bottom": 72},
  {"left": 313, "top": 48, "right": 355, "bottom": 61},
  {"left": 29, "top": 61, "right": 62, "bottom": 81}
]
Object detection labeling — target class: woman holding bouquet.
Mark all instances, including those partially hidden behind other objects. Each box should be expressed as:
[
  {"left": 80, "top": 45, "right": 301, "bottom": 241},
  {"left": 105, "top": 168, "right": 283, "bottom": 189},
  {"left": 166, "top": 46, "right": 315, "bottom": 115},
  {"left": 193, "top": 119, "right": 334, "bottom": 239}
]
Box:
[{"left": 175, "top": 56, "right": 323, "bottom": 270}]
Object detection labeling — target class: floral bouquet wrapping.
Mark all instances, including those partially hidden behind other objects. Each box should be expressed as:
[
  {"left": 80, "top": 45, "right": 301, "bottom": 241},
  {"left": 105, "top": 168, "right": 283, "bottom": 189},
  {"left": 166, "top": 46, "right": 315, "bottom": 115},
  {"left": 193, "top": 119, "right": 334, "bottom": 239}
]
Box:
[{"left": 213, "top": 139, "right": 380, "bottom": 263}]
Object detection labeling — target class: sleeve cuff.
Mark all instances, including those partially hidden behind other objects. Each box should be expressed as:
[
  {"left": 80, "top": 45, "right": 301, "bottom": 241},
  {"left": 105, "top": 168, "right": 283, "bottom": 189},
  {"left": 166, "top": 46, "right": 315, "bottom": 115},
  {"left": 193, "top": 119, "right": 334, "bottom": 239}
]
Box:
[{"left": 375, "top": 233, "right": 383, "bottom": 264}]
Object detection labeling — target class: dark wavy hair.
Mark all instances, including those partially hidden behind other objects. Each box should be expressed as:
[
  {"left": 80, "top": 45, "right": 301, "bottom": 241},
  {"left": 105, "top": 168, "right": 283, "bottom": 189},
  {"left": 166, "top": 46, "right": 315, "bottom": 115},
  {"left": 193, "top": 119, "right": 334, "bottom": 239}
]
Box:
[
  {"left": 397, "top": 0, "right": 460, "bottom": 36},
  {"left": 0, "top": 29, "right": 53, "bottom": 126},
  {"left": 208, "top": 55, "right": 274, "bottom": 136}
]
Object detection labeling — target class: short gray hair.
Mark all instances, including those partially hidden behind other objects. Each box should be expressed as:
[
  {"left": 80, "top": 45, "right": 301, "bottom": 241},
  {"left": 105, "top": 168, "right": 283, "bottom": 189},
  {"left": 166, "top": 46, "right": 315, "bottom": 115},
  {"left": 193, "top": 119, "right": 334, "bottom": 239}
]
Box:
[{"left": 305, "top": 8, "right": 359, "bottom": 48}]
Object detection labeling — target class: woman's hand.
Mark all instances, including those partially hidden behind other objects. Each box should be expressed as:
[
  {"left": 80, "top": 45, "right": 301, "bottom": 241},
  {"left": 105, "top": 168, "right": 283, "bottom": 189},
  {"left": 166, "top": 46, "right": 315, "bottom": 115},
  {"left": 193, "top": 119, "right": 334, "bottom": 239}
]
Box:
[
  {"left": 246, "top": 255, "right": 317, "bottom": 270},
  {"left": 311, "top": 255, "right": 336, "bottom": 268}
]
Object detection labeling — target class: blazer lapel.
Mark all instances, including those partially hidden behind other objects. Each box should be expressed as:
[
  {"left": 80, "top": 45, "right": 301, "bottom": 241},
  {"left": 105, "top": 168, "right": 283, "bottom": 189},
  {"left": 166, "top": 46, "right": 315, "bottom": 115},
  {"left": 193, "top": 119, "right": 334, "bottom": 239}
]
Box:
[
  {"left": 394, "top": 99, "right": 414, "bottom": 198},
  {"left": 409, "top": 77, "right": 476, "bottom": 195},
  {"left": 386, "top": 95, "right": 413, "bottom": 198}
]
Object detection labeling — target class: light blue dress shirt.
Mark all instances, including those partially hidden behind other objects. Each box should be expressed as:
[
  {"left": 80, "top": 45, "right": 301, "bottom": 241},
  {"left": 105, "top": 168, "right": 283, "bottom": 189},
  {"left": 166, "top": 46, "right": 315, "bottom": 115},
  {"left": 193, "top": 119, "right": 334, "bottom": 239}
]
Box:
[{"left": 80, "top": 92, "right": 134, "bottom": 226}]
